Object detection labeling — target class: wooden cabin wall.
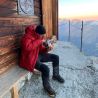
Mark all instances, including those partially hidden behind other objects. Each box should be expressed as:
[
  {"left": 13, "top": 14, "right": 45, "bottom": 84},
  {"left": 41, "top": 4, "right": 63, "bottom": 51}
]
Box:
[
  {"left": 52, "top": 0, "right": 58, "bottom": 39},
  {"left": 0, "top": 0, "right": 42, "bottom": 74},
  {"left": 42, "top": 0, "right": 58, "bottom": 38},
  {"left": 42, "top": 0, "right": 53, "bottom": 38}
]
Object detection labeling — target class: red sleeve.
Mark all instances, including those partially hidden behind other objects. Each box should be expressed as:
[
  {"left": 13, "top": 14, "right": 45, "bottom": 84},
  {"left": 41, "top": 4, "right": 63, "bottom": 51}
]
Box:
[
  {"left": 39, "top": 44, "right": 48, "bottom": 53},
  {"left": 22, "top": 38, "right": 42, "bottom": 51}
]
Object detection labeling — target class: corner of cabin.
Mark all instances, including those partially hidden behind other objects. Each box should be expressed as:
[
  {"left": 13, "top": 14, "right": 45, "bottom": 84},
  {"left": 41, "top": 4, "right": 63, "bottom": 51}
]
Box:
[
  {"left": 0, "top": 0, "right": 58, "bottom": 97},
  {"left": 0, "top": 0, "right": 42, "bottom": 97}
]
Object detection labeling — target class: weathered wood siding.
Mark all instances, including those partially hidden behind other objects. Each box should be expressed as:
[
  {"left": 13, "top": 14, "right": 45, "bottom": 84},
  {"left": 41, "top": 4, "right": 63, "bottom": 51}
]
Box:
[
  {"left": 0, "top": 0, "right": 42, "bottom": 74},
  {"left": 42, "top": 0, "right": 58, "bottom": 38},
  {"left": 42, "top": 0, "right": 53, "bottom": 38},
  {"left": 52, "top": 0, "right": 58, "bottom": 39}
]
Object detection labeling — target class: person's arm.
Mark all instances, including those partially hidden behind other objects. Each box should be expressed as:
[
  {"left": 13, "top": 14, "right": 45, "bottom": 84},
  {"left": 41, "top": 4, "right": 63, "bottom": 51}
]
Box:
[
  {"left": 39, "top": 42, "right": 54, "bottom": 53},
  {"left": 22, "top": 38, "right": 42, "bottom": 51},
  {"left": 46, "top": 44, "right": 54, "bottom": 52},
  {"left": 39, "top": 44, "right": 48, "bottom": 53}
]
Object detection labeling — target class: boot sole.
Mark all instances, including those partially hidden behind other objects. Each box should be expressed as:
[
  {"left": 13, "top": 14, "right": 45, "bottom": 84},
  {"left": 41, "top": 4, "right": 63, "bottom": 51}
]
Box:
[
  {"left": 48, "top": 94, "right": 56, "bottom": 98},
  {"left": 44, "top": 89, "right": 56, "bottom": 98},
  {"left": 52, "top": 77, "right": 64, "bottom": 83}
]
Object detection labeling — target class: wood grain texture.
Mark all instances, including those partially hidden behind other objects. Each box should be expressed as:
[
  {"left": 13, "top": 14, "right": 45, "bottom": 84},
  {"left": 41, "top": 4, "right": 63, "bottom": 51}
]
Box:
[
  {"left": 34, "top": 0, "right": 41, "bottom": 8},
  {"left": 0, "top": 52, "right": 17, "bottom": 68},
  {"left": 52, "top": 0, "right": 58, "bottom": 39},
  {"left": 0, "top": 46, "right": 20, "bottom": 56},
  {"left": 0, "top": 59, "right": 18, "bottom": 75},
  {"left": 42, "top": 0, "right": 53, "bottom": 37},
  {"left": 0, "top": 0, "right": 17, "bottom": 17},
  {"left": 0, "top": 0, "right": 41, "bottom": 17},
  {"left": 0, "top": 17, "right": 40, "bottom": 37},
  {"left": 0, "top": 34, "right": 22, "bottom": 47},
  {"left": 11, "top": 84, "right": 19, "bottom": 98},
  {"left": 0, "top": 0, "right": 42, "bottom": 72},
  {"left": 0, "top": 65, "right": 30, "bottom": 97}
]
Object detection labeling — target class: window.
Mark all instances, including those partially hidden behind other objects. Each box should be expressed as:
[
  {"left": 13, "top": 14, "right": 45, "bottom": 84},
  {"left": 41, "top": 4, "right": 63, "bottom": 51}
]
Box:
[{"left": 18, "top": 0, "right": 34, "bottom": 16}]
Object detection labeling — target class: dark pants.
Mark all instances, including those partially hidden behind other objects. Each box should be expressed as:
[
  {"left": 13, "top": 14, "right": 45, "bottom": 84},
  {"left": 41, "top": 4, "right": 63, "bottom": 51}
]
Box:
[{"left": 35, "top": 53, "right": 59, "bottom": 83}]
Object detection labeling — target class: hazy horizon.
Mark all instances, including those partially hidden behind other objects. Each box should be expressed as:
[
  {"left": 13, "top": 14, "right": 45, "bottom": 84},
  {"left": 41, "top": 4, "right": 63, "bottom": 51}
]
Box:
[
  {"left": 58, "top": 20, "right": 98, "bottom": 56},
  {"left": 59, "top": 0, "right": 98, "bottom": 20}
]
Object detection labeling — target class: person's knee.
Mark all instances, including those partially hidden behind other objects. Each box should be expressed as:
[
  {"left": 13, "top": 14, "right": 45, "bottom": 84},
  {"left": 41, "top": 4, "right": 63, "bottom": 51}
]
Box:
[
  {"left": 51, "top": 54, "right": 59, "bottom": 62},
  {"left": 54, "top": 54, "right": 59, "bottom": 61}
]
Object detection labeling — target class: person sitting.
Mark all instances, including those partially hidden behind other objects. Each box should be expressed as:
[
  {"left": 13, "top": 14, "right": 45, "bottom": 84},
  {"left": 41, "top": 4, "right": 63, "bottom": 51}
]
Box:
[{"left": 19, "top": 25, "right": 64, "bottom": 97}]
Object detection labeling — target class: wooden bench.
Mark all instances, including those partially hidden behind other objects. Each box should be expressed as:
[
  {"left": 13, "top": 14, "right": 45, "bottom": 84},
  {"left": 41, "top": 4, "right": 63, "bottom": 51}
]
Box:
[{"left": 0, "top": 65, "right": 32, "bottom": 98}]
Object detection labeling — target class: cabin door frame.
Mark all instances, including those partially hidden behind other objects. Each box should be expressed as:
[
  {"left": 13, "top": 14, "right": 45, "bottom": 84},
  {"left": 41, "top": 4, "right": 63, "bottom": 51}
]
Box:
[{"left": 41, "top": 0, "right": 58, "bottom": 39}]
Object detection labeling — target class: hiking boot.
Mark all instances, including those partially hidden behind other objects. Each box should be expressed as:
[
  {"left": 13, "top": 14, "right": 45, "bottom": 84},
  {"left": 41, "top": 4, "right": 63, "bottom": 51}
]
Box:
[
  {"left": 53, "top": 66, "right": 65, "bottom": 83},
  {"left": 52, "top": 75, "right": 65, "bottom": 83},
  {"left": 44, "top": 84, "right": 56, "bottom": 97},
  {"left": 43, "top": 77, "right": 56, "bottom": 97}
]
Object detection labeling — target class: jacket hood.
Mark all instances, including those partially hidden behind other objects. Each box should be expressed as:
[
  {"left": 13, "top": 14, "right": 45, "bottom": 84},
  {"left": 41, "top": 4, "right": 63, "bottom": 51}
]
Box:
[{"left": 24, "top": 25, "right": 40, "bottom": 39}]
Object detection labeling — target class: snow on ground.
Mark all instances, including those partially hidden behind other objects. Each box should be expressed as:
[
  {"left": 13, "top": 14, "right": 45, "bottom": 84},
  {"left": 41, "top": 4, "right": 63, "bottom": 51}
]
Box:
[{"left": 19, "top": 41, "right": 98, "bottom": 98}]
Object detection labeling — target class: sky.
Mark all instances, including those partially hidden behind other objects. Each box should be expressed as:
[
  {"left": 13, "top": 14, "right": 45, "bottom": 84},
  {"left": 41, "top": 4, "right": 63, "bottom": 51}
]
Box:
[{"left": 59, "top": 0, "right": 98, "bottom": 20}]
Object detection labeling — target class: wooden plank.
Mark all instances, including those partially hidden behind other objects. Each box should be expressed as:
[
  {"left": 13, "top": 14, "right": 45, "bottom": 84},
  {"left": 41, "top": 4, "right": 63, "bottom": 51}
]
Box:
[
  {"left": 0, "top": 47, "right": 12, "bottom": 56},
  {"left": 42, "top": 0, "right": 53, "bottom": 38},
  {"left": 0, "top": 0, "right": 17, "bottom": 9},
  {"left": 0, "top": 17, "right": 40, "bottom": 26},
  {"left": 0, "top": 57, "right": 17, "bottom": 70},
  {"left": 0, "top": 59, "right": 17, "bottom": 75},
  {"left": 34, "top": 7, "right": 41, "bottom": 16},
  {"left": 0, "top": 8, "right": 17, "bottom": 17},
  {"left": 0, "top": 26, "right": 23, "bottom": 37},
  {"left": 0, "top": 0, "right": 42, "bottom": 17},
  {"left": 52, "top": 0, "right": 58, "bottom": 38},
  {"left": 0, "top": 34, "right": 22, "bottom": 47},
  {"left": 34, "top": 0, "right": 40, "bottom": 3},
  {"left": 42, "top": 0, "right": 58, "bottom": 38},
  {"left": 34, "top": 0, "right": 41, "bottom": 8},
  {"left": 0, "top": 52, "right": 17, "bottom": 66},
  {"left": 0, "top": 65, "right": 30, "bottom": 97},
  {"left": 11, "top": 84, "right": 19, "bottom": 98},
  {"left": 0, "top": 17, "right": 40, "bottom": 37},
  {"left": 0, "top": 46, "right": 19, "bottom": 56},
  {"left": 0, "top": 0, "right": 17, "bottom": 17},
  {"left": 0, "top": 0, "right": 17, "bottom": 7},
  {"left": 0, "top": 0, "right": 7, "bottom": 4}
]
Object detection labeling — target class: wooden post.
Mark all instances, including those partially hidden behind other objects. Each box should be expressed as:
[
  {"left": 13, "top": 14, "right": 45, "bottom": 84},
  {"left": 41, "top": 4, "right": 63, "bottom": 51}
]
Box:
[
  {"left": 52, "top": 0, "right": 58, "bottom": 39},
  {"left": 80, "top": 21, "right": 83, "bottom": 52},
  {"left": 68, "top": 20, "right": 71, "bottom": 41},
  {"left": 11, "top": 84, "right": 19, "bottom": 98},
  {"left": 42, "top": 0, "right": 58, "bottom": 39},
  {"left": 42, "top": 0, "right": 53, "bottom": 38}
]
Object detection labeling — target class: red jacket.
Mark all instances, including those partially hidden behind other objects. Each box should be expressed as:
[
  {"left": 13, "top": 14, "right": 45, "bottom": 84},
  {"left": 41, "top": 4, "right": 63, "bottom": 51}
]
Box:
[{"left": 19, "top": 25, "right": 47, "bottom": 72}]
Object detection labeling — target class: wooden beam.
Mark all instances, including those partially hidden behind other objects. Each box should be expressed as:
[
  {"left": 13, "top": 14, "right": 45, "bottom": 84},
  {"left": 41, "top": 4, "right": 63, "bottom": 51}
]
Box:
[
  {"left": 42, "top": 0, "right": 58, "bottom": 38},
  {"left": 11, "top": 84, "right": 19, "bottom": 98},
  {"left": 0, "top": 65, "right": 31, "bottom": 97},
  {"left": 0, "top": 59, "right": 17, "bottom": 75},
  {"left": 42, "top": 0, "right": 53, "bottom": 38},
  {"left": 52, "top": 0, "right": 58, "bottom": 39}
]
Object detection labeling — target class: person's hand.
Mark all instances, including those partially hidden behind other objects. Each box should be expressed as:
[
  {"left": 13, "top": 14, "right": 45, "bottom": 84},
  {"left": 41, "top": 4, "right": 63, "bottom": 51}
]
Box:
[
  {"left": 42, "top": 39, "right": 46, "bottom": 43},
  {"left": 47, "top": 44, "right": 54, "bottom": 51},
  {"left": 42, "top": 40, "right": 49, "bottom": 48}
]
